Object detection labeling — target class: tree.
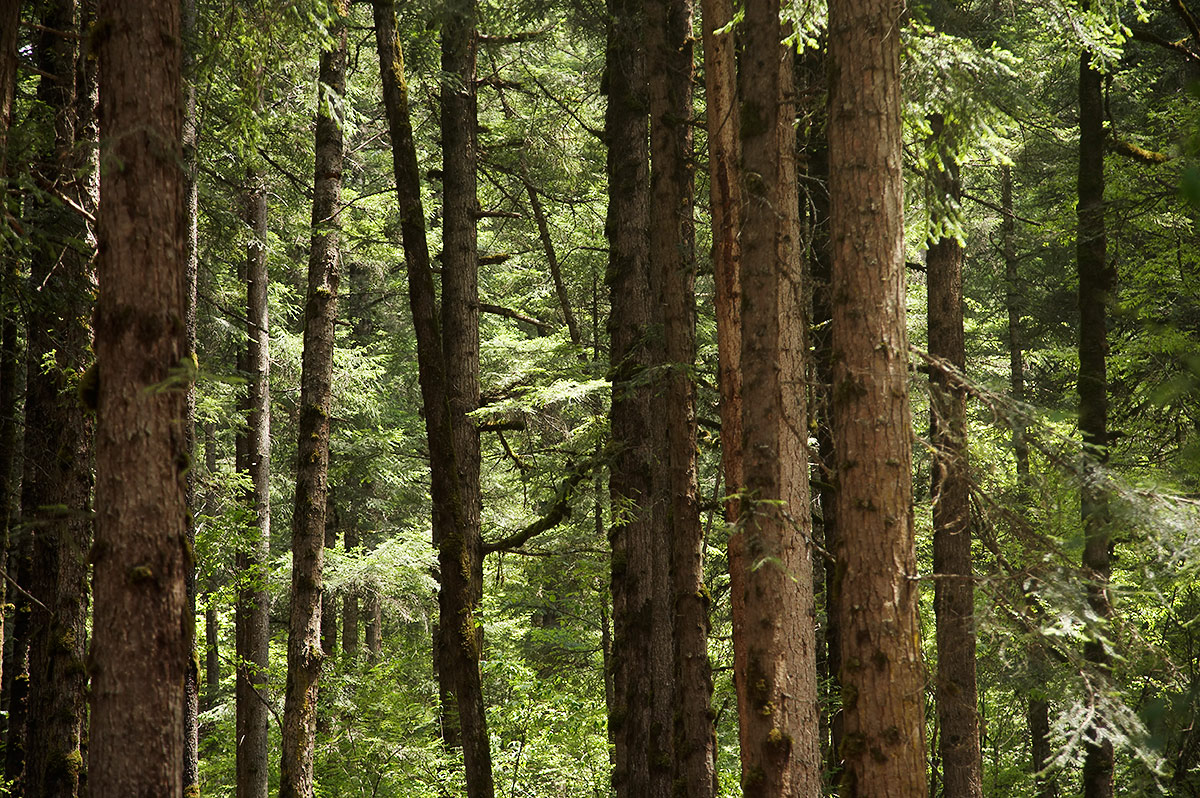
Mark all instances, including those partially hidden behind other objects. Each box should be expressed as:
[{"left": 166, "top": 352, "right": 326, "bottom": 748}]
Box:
[
  {"left": 279, "top": 5, "right": 347, "bottom": 797},
  {"left": 236, "top": 166, "right": 270, "bottom": 798},
  {"left": 828, "top": 0, "right": 927, "bottom": 795},
  {"left": 89, "top": 0, "right": 189, "bottom": 796},
  {"left": 1077, "top": 31, "right": 1115, "bottom": 798},
  {"left": 926, "top": 114, "right": 983, "bottom": 798},
  {"left": 439, "top": 2, "right": 497, "bottom": 794}
]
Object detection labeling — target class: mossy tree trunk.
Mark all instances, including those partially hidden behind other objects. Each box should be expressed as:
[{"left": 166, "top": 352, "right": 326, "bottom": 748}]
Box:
[{"left": 280, "top": 6, "right": 346, "bottom": 797}]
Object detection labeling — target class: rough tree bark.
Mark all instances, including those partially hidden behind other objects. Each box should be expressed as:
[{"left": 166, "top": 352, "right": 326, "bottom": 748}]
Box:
[
  {"left": 279, "top": 6, "right": 346, "bottom": 797},
  {"left": 646, "top": 0, "right": 713, "bottom": 793},
  {"left": 236, "top": 167, "right": 270, "bottom": 798},
  {"left": 439, "top": 2, "right": 496, "bottom": 794},
  {"left": 1078, "top": 41, "right": 1115, "bottom": 798},
  {"left": 89, "top": 1, "right": 189, "bottom": 797},
  {"left": 735, "top": 1, "right": 820, "bottom": 795},
  {"left": 23, "top": 1, "right": 95, "bottom": 794},
  {"left": 926, "top": 115, "right": 983, "bottom": 798},
  {"left": 828, "top": 0, "right": 928, "bottom": 794},
  {"left": 604, "top": 1, "right": 671, "bottom": 795}
]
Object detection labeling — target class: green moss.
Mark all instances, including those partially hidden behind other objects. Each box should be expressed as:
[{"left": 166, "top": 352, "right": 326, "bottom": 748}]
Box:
[{"left": 128, "top": 564, "right": 154, "bottom": 583}]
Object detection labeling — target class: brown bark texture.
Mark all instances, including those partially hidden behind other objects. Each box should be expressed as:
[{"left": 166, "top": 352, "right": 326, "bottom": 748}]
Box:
[
  {"left": 0, "top": 0, "right": 17, "bottom": 758},
  {"left": 605, "top": 1, "right": 671, "bottom": 795},
  {"left": 89, "top": 1, "right": 189, "bottom": 797},
  {"left": 1078, "top": 45, "right": 1115, "bottom": 798},
  {"left": 371, "top": 0, "right": 460, "bottom": 756},
  {"left": 23, "top": 2, "right": 94, "bottom": 795},
  {"left": 735, "top": 1, "right": 820, "bottom": 795},
  {"left": 699, "top": 0, "right": 747, "bottom": 765},
  {"left": 236, "top": 169, "right": 270, "bottom": 798},
  {"left": 440, "top": 3, "right": 496, "bottom": 794},
  {"left": 280, "top": 8, "right": 346, "bottom": 797},
  {"left": 926, "top": 119, "right": 983, "bottom": 798},
  {"left": 828, "top": 0, "right": 927, "bottom": 795},
  {"left": 646, "top": 0, "right": 714, "bottom": 793}
]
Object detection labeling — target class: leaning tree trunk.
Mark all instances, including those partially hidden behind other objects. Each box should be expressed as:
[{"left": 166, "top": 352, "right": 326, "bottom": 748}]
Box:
[
  {"left": 236, "top": 166, "right": 270, "bottom": 798},
  {"left": 604, "top": 1, "right": 671, "bottom": 796},
  {"left": 89, "top": 1, "right": 189, "bottom": 796},
  {"left": 371, "top": 0, "right": 460, "bottom": 749},
  {"left": 1078, "top": 41, "right": 1115, "bottom": 798},
  {"left": 927, "top": 115, "right": 983, "bottom": 798},
  {"left": 646, "top": 0, "right": 712, "bottom": 793},
  {"left": 24, "top": 2, "right": 95, "bottom": 795},
  {"left": 279, "top": 7, "right": 346, "bottom": 798},
  {"left": 735, "top": 1, "right": 821, "bottom": 795},
  {"left": 439, "top": 3, "right": 496, "bottom": 795},
  {"left": 828, "top": 0, "right": 927, "bottom": 795}
]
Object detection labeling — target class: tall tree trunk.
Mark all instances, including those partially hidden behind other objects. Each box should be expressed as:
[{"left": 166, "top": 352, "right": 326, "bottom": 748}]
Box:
[
  {"left": 366, "top": 596, "right": 382, "bottom": 660},
  {"left": 440, "top": 3, "right": 495, "bottom": 795},
  {"left": 646, "top": 0, "right": 712, "bottom": 793},
  {"left": 279, "top": 6, "right": 346, "bottom": 796},
  {"left": 604, "top": 1, "right": 670, "bottom": 795},
  {"left": 321, "top": 503, "right": 339, "bottom": 658},
  {"left": 182, "top": 0, "right": 201, "bottom": 789},
  {"left": 89, "top": 1, "right": 188, "bottom": 796},
  {"left": 371, "top": 0, "right": 461, "bottom": 753},
  {"left": 24, "top": 2, "right": 95, "bottom": 794},
  {"left": 1077, "top": 43, "right": 1114, "bottom": 798},
  {"left": 735, "top": 1, "right": 820, "bottom": 795},
  {"left": 699, "top": 1, "right": 747, "bottom": 775},
  {"left": 343, "top": 518, "right": 360, "bottom": 656},
  {"left": 828, "top": 0, "right": 927, "bottom": 794},
  {"left": 0, "top": 0, "right": 22, "bottom": 740},
  {"left": 236, "top": 167, "right": 270, "bottom": 798},
  {"left": 800, "top": 40, "right": 841, "bottom": 777},
  {"left": 202, "top": 424, "right": 221, "bottom": 716},
  {"left": 927, "top": 115, "right": 983, "bottom": 798}
]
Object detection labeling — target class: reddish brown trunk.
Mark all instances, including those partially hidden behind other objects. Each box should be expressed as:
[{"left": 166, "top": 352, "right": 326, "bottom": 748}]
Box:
[
  {"left": 828, "top": 0, "right": 927, "bottom": 795},
  {"left": 89, "top": 2, "right": 189, "bottom": 797},
  {"left": 280, "top": 7, "right": 346, "bottom": 797}
]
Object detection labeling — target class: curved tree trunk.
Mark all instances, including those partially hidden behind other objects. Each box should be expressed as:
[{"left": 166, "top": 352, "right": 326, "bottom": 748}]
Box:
[
  {"left": 89, "top": 1, "right": 189, "bottom": 796},
  {"left": 828, "top": 0, "right": 927, "bottom": 795},
  {"left": 279, "top": 7, "right": 346, "bottom": 797}
]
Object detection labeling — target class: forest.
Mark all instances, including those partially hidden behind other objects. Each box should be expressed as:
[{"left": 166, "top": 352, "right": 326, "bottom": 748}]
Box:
[{"left": 1, "top": 0, "right": 1199, "bottom": 796}]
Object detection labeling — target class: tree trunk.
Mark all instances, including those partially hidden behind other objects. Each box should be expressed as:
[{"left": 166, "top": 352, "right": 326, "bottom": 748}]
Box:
[
  {"left": 23, "top": 2, "right": 94, "bottom": 794},
  {"left": 646, "top": 0, "right": 713, "bottom": 793},
  {"left": 604, "top": 1, "right": 671, "bottom": 795},
  {"left": 440, "top": 4, "right": 496, "bottom": 795},
  {"left": 89, "top": 1, "right": 188, "bottom": 796},
  {"left": 343, "top": 517, "right": 360, "bottom": 656},
  {"left": 236, "top": 167, "right": 270, "bottom": 798},
  {"left": 366, "top": 595, "right": 382, "bottom": 660},
  {"left": 927, "top": 115, "right": 983, "bottom": 798},
  {"left": 828, "top": 0, "right": 927, "bottom": 794},
  {"left": 735, "top": 2, "right": 820, "bottom": 795},
  {"left": 182, "top": 0, "right": 201, "bottom": 788},
  {"left": 1077, "top": 43, "right": 1114, "bottom": 798},
  {"left": 371, "top": 0, "right": 461, "bottom": 754},
  {"left": 202, "top": 424, "right": 221, "bottom": 717},
  {"left": 279, "top": 6, "right": 346, "bottom": 796},
  {"left": 321, "top": 503, "right": 339, "bottom": 658}
]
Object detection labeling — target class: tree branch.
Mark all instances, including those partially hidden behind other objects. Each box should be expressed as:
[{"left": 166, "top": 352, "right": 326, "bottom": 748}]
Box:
[
  {"left": 1109, "top": 135, "right": 1171, "bottom": 165},
  {"left": 482, "top": 457, "right": 599, "bottom": 554},
  {"left": 480, "top": 302, "right": 552, "bottom": 334}
]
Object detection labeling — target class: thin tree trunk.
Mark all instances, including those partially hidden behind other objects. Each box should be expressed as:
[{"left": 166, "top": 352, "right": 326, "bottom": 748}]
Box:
[
  {"left": 646, "top": 0, "right": 712, "bottom": 792},
  {"left": 927, "top": 115, "right": 983, "bottom": 798},
  {"left": 605, "top": 1, "right": 670, "bottom": 795},
  {"left": 440, "top": 3, "right": 495, "bottom": 794},
  {"left": 1077, "top": 42, "right": 1115, "bottom": 798},
  {"left": 343, "top": 518, "right": 360, "bottom": 656},
  {"left": 236, "top": 167, "right": 270, "bottom": 798},
  {"left": 372, "top": 0, "right": 461, "bottom": 753},
  {"left": 322, "top": 503, "right": 339, "bottom": 658},
  {"left": 279, "top": 6, "right": 346, "bottom": 796},
  {"left": 366, "top": 596, "right": 382, "bottom": 660},
  {"left": 202, "top": 424, "right": 221, "bottom": 717},
  {"left": 89, "top": 1, "right": 189, "bottom": 796},
  {"left": 24, "top": 2, "right": 94, "bottom": 794},
  {"left": 828, "top": 0, "right": 927, "bottom": 795},
  {"left": 523, "top": 179, "right": 581, "bottom": 347},
  {"left": 735, "top": 1, "right": 820, "bottom": 794},
  {"left": 182, "top": 0, "right": 201, "bottom": 788}
]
